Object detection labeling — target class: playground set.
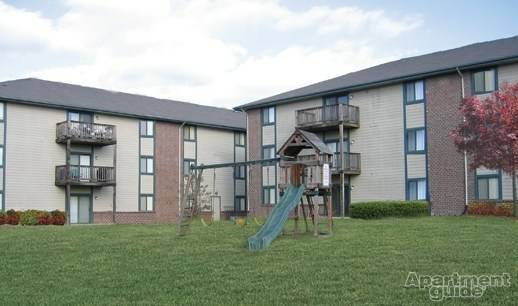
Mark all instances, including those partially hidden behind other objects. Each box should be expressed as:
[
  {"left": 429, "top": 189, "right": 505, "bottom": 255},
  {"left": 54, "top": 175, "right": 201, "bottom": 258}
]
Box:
[{"left": 177, "top": 129, "right": 335, "bottom": 251}]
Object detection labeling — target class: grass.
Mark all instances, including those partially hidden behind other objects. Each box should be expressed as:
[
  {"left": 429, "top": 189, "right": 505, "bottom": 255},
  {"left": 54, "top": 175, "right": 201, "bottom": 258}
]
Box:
[{"left": 0, "top": 217, "right": 516, "bottom": 305}]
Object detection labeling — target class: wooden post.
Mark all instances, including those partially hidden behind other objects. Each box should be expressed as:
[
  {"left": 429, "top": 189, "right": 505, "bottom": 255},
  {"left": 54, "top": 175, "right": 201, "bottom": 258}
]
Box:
[
  {"left": 112, "top": 142, "right": 117, "bottom": 224},
  {"left": 339, "top": 123, "right": 345, "bottom": 217},
  {"left": 326, "top": 192, "right": 332, "bottom": 235},
  {"left": 300, "top": 198, "right": 308, "bottom": 232},
  {"left": 65, "top": 138, "right": 71, "bottom": 225},
  {"left": 313, "top": 196, "right": 319, "bottom": 237}
]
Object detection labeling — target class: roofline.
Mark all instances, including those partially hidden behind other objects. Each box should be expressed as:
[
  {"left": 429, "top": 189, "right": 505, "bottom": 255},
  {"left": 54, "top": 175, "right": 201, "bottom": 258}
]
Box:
[
  {"left": 234, "top": 54, "right": 518, "bottom": 111},
  {"left": 0, "top": 97, "right": 246, "bottom": 132}
]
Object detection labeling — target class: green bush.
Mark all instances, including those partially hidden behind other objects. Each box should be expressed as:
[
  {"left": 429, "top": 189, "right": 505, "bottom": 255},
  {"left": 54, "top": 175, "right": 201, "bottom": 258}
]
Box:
[
  {"left": 350, "top": 201, "right": 429, "bottom": 219},
  {"left": 20, "top": 210, "right": 40, "bottom": 226}
]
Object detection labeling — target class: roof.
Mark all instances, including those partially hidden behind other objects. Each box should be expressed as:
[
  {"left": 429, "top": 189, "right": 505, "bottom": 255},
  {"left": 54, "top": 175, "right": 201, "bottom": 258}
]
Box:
[
  {"left": 278, "top": 129, "right": 334, "bottom": 157},
  {"left": 236, "top": 35, "right": 518, "bottom": 110},
  {"left": 0, "top": 78, "right": 246, "bottom": 131}
]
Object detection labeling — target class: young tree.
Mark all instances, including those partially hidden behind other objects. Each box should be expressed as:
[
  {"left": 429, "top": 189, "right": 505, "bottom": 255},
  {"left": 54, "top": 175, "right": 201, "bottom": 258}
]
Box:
[{"left": 450, "top": 83, "right": 518, "bottom": 217}]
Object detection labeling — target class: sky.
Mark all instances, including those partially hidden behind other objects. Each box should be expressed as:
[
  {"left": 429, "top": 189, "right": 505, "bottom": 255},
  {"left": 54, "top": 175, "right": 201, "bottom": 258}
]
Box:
[{"left": 0, "top": 0, "right": 517, "bottom": 108}]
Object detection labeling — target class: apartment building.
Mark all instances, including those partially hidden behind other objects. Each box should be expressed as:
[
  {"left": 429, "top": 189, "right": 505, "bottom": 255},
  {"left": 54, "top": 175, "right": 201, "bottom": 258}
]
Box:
[
  {"left": 0, "top": 78, "right": 246, "bottom": 224},
  {"left": 235, "top": 36, "right": 518, "bottom": 216}
]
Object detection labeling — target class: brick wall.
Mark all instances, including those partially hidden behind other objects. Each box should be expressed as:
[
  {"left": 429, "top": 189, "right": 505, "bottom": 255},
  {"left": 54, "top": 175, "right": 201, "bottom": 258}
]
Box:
[
  {"left": 426, "top": 73, "right": 466, "bottom": 215},
  {"left": 93, "top": 121, "right": 180, "bottom": 224}
]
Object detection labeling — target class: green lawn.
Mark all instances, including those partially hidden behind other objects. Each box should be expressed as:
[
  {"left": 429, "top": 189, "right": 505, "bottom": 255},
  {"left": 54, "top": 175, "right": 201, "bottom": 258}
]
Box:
[{"left": 0, "top": 217, "right": 516, "bottom": 305}]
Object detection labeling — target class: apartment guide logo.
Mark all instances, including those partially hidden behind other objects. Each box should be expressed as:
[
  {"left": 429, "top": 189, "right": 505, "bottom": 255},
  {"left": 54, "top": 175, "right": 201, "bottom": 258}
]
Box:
[{"left": 404, "top": 272, "right": 511, "bottom": 302}]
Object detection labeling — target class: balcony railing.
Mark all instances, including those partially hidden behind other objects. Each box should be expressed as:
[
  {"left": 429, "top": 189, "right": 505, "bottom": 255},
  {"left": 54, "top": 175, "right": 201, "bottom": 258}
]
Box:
[
  {"left": 55, "top": 165, "right": 116, "bottom": 186},
  {"left": 332, "top": 152, "right": 361, "bottom": 174},
  {"left": 56, "top": 121, "right": 116, "bottom": 145},
  {"left": 296, "top": 104, "right": 360, "bottom": 130}
]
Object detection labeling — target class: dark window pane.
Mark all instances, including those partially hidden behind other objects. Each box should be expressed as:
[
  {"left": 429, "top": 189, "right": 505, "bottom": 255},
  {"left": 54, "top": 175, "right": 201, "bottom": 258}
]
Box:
[
  {"left": 337, "top": 95, "right": 349, "bottom": 105},
  {"left": 140, "top": 121, "right": 147, "bottom": 136},
  {"left": 409, "top": 181, "right": 417, "bottom": 200},
  {"left": 407, "top": 131, "right": 416, "bottom": 152},
  {"left": 477, "top": 178, "right": 488, "bottom": 199},
  {"left": 474, "top": 71, "right": 485, "bottom": 93},
  {"left": 406, "top": 83, "right": 415, "bottom": 102}
]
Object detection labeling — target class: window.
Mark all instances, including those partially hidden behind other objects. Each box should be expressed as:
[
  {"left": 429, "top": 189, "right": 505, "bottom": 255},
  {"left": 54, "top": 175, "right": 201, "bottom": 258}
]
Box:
[
  {"left": 183, "top": 159, "right": 195, "bottom": 176},
  {"left": 235, "top": 165, "right": 246, "bottom": 179},
  {"left": 235, "top": 197, "right": 246, "bottom": 211},
  {"left": 408, "top": 179, "right": 426, "bottom": 200},
  {"left": 472, "top": 69, "right": 496, "bottom": 94},
  {"left": 0, "top": 103, "right": 4, "bottom": 121},
  {"left": 262, "top": 107, "right": 275, "bottom": 125},
  {"left": 183, "top": 126, "right": 196, "bottom": 141},
  {"left": 140, "top": 195, "right": 154, "bottom": 211},
  {"left": 405, "top": 80, "right": 424, "bottom": 103},
  {"left": 0, "top": 146, "right": 3, "bottom": 167},
  {"left": 68, "top": 111, "right": 92, "bottom": 123},
  {"left": 263, "top": 187, "right": 276, "bottom": 205},
  {"left": 407, "top": 129, "right": 425, "bottom": 153},
  {"left": 262, "top": 146, "right": 275, "bottom": 159},
  {"left": 324, "top": 95, "right": 349, "bottom": 105},
  {"left": 140, "top": 157, "right": 154, "bottom": 174},
  {"left": 140, "top": 120, "right": 154, "bottom": 137},
  {"left": 235, "top": 132, "right": 245, "bottom": 146},
  {"left": 477, "top": 176, "right": 499, "bottom": 200}
]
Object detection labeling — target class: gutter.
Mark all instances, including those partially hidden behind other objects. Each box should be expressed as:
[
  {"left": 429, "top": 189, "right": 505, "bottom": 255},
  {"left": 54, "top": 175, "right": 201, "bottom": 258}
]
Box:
[{"left": 456, "top": 67, "right": 469, "bottom": 215}]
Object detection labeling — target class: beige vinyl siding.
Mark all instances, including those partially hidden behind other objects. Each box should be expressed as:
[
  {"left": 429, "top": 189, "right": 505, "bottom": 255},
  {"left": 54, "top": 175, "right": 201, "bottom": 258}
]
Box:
[
  {"left": 498, "top": 63, "right": 518, "bottom": 85},
  {"left": 407, "top": 154, "right": 426, "bottom": 178},
  {"left": 501, "top": 173, "right": 514, "bottom": 200},
  {"left": 93, "top": 187, "right": 115, "bottom": 211},
  {"left": 95, "top": 114, "right": 139, "bottom": 212},
  {"left": 476, "top": 167, "right": 498, "bottom": 176},
  {"left": 94, "top": 145, "right": 114, "bottom": 167},
  {"left": 140, "top": 137, "right": 154, "bottom": 156},
  {"left": 349, "top": 84, "right": 405, "bottom": 202},
  {"left": 262, "top": 125, "right": 275, "bottom": 146},
  {"left": 5, "top": 104, "right": 66, "bottom": 210},
  {"left": 275, "top": 98, "right": 322, "bottom": 147},
  {"left": 197, "top": 127, "right": 235, "bottom": 213},
  {"left": 184, "top": 141, "right": 196, "bottom": 159},
  {"left": 405, "top": 103, "right": 425, "bottom": 129},
  {"left": 140, "top": 175, "right": 154, "bottom": 194}
]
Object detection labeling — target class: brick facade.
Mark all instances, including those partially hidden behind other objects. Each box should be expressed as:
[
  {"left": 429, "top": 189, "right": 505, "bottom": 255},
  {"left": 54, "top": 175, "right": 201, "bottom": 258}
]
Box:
[
  {"left": 426, "top": 73, "right": 466, "bottom": 215},
  {"left": 93, "top": 121, "right": 180, "bottom": 224}
]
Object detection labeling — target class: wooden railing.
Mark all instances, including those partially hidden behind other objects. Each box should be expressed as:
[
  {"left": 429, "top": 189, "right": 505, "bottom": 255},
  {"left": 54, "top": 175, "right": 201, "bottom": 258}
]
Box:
[
  {"left": 296, "top": 104, "right": 360, "bottom": 128},
  {"left": 332, "top": 152, "right": 361, "bottom": 174},
  {"left": 56, "top": 121, "right": 116, "bottom": 144},
  {"left": 55, "top": 165, "right": 116, "bottom": 186}
]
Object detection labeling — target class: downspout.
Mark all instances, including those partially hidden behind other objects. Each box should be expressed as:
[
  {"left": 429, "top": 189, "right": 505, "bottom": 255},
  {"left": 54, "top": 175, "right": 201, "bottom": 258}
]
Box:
[{"left": 456, "top": 67, "right": 469, "bottom": 214}]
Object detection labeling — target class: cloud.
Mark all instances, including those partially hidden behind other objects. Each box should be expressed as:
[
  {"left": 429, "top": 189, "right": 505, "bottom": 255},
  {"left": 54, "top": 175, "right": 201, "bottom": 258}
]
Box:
[{"left": 0, "top": 0, "right": 423, "bottom": 108}]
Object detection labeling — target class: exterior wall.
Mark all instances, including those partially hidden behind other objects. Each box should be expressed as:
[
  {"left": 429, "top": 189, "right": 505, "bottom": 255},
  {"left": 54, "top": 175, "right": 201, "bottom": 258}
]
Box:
[
  {"left": 5, "top": 103, "right": 66, "bottom": 210},
  {"left": 276, "top": 99, "right": 321, "bottom": 146},
  {"left": 247, "top": 109, "right": 264, "bottom": 215},
  {"left": 196, "top": 127, "right": 235, "bottom": 218},
  {"left": 349, "top": 84, "right": 406, "bottom": 202},
  {"left": 426, "top": 73, "right": 465, "bottom": 215}
]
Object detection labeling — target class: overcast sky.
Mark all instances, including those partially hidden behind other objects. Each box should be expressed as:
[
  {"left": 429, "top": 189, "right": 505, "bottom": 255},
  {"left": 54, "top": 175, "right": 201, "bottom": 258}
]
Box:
[{"left": 0, "top": 0, "right": 516, "bottom": 108}]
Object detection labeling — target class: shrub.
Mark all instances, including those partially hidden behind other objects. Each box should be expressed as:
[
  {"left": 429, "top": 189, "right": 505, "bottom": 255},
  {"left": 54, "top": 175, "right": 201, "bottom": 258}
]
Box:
[
  {"left": 6, "top": 209, "right": 19, "bottom": 225},
  {"left": 20, "top": 210, "right": 40, "bottom": 226},
  {"left": 468, "top": 202, "right": 513, "bottom": 217},
  {"left": 37, "top": 211, "right": 51, "bottom": 225},
  {"left": 50, "top": 210, "right": 66, "bottom": 225},
  {"left": 350, "top": 201, "right": 429, "bottom": 219},
  {"left": 0, "top": 212, "right": 5, "bottom": 225}
]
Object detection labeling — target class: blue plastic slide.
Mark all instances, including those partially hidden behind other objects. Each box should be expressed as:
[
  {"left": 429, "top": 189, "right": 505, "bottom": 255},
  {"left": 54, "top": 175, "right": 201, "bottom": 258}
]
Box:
[{"left": 248, "top": 185, "right": 305, "bottom": 251}]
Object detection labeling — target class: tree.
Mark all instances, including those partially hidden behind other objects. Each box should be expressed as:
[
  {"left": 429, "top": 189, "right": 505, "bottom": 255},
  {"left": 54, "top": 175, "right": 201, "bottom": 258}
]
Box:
[{"left": 450, "top": 83, "right": 518, "bottom": 217}]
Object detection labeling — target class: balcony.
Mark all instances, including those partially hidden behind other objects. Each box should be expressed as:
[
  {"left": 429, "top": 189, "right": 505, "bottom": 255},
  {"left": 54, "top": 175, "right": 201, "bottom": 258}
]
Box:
[
  {"left": 55, "top": 165, "right": 116, "bottom": 186},
  {"left": 56, "top": 121, "right": 116, "bottom": 145},
  {"left": 331, "top": 152, "right": 361, "bottom": 175},
  {"left": 296, "top": 104, "right": 359, "bottom": 131}
]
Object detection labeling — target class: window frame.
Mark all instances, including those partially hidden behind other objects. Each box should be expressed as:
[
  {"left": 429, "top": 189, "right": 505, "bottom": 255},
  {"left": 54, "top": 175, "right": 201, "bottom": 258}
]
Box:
[
  {"left": 140, "top": 156, "right": 154, "bottom": 174},
  {"left": 262, "top": 186, "right": 276, "bottom": 205},
  {"left": 407, "top": 178, "right": 427, "bottom": 201},
  {"left": 235, "top": 196, "right": 247, "bottom": 212},
  {"left": 68, "top": 111, "right": 93, "bottom": 123},
  {"left": 406, "top": 128, "right": 426, "bottom": 154},
  {"left": 235, "top": 132, "right": 246, "bottom": 147},
  {"left": 404, "top": 80, "right": 425, "bottom": 104},
  {"left": 471, "top": 68, "right": 497, "bottom": 95},
  {"left": 475, "top": 173, "right": 501, "bottom": 201},
  {"left": 262, "top": 145, "right": 276, "bottom": 159},
  {"left": 183, "top": 125, "right": 196, "bottom": 142},
  {"left": 234, "top": 165, "right": 246, "bottom": 179},
  {"left": 139, "top": 194, "right": 154, "bottom": 212},
  {"left": 183, "top": 159, "right": 196, "bottom": 176},
  {"left": 262, "top": 106, "right": 275, "bottom": 126},
  {"left": 140, "top": 120, "right": 154, "bottom": 137}
]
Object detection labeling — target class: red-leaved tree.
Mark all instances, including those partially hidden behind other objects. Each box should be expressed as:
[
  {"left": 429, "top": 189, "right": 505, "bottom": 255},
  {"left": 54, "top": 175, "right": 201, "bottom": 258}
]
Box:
[{"left": 450, "top": 83, "right": 518, "bottom": 217}]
